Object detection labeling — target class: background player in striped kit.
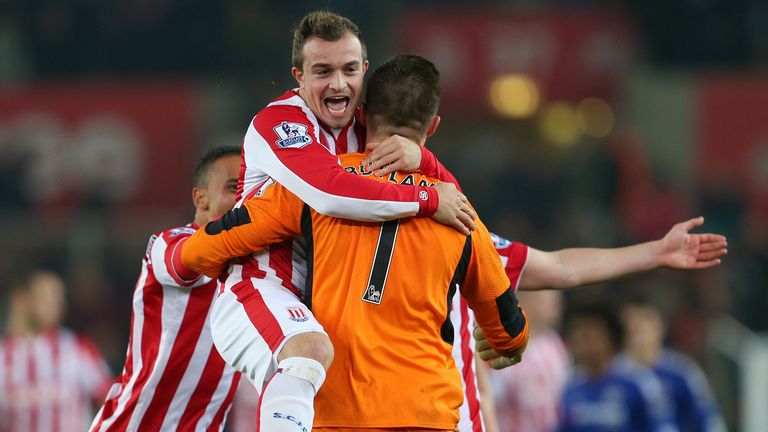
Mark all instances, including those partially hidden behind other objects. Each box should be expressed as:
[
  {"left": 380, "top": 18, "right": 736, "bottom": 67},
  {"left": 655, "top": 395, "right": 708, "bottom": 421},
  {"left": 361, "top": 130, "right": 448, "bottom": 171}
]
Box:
[
  {"left": 89, "top": 146, "right": 242, "bottom": 431},
  {"left": 0, "top": 271, "right": 113, "bottom": 432}
]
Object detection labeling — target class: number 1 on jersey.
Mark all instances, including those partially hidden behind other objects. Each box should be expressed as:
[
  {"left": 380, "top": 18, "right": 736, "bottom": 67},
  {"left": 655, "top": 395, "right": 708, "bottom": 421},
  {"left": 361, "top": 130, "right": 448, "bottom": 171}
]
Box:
[{"left": 362, "top": 220, "right": 400, "bottom": 305}]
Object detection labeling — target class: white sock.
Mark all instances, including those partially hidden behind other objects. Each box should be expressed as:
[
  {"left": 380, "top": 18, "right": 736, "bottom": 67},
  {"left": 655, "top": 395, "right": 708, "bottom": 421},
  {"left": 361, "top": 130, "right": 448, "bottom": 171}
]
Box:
[{"left": 257, "top": 357, "right": 326, "bottom": 432}]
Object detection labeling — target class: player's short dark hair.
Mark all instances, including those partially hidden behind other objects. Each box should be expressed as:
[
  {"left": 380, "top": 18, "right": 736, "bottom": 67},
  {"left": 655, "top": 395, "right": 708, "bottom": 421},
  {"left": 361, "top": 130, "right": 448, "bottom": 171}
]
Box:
[
  {"left": 565, "top": 303, "right": 625, "bottom": 353},
  {"left": 365, "top": 54, "right": 441, "bottom": 134},
  {"left": 291, "top": 11, "right": 366, "bottom": 70},
  {"left": 193, "top": 146, "right": 241, "bottom": 188}
]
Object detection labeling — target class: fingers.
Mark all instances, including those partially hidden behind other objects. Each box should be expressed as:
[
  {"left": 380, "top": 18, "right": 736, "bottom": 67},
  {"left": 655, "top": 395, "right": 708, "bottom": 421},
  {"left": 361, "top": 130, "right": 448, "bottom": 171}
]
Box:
[
  {"left": 478, "top": 348, "right": 500, "bottom": 361},
  {"left": 694, "top": 259, "right": 722, "bottom": 269},
  {"left": 362, "top": 142, "right": 391, "bottom": 167},
  {"left": 472, "top": 326, "right": 485, "bottom": 341},
  {"left": 696, "top": 234, "right": 727, "bottom": 247},
  {"left": 458, "top": 201, "right": 475, "bottom": 220},
  {"left": 490, "top": 355, "right": 522, "bottom": 370},
  {"left": 449, "top": 218, "right": 471, "bottom": 236},
  {"left": 683, "top": 216, "right": 705, "bottom": 231},
  {"left": 698, "top": 239, "right": 727, "bottom": 252},
  {"left": 698, "top": 249, "right": 728, "bottom": 261},
  {"left": 456, "top": 210, "right": 477, "bottom": 234}
]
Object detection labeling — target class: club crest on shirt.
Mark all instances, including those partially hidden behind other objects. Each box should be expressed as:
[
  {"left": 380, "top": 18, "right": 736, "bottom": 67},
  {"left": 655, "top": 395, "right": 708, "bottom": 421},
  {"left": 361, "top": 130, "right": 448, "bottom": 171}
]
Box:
[
  {"left": 169, "top": 227, "right": 196, "bottom": 237},
  {"left": 274, "top": 121, "right": 312, "bottom": 148},
  {"left": 490, "top": 232, "right": 511, "bottom": 249},
  {"left": 286, "top": 305, "right": 309, "bottom": 322}
]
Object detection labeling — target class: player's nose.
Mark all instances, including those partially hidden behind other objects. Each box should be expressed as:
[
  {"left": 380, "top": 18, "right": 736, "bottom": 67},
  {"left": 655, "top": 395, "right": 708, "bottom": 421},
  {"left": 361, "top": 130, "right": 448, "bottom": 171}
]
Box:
[{"left": 329, "top": 71, "right": 344, "bottom": 91}]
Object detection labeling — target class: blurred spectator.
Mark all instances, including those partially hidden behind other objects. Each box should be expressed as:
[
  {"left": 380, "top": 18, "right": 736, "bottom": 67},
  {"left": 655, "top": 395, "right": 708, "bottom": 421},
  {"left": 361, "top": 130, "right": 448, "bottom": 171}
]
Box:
[
  {"left": 489, "top": 290, "right": 569, "bottom": 432},
  {"left": 557, "top": 303, "right": 676, "bottom": 432},
  {"left": 622, "top": 298, "right": 726, "bottom": 432},
  {"left": 0, "top": 270, "right": 113, "bottom": 432}
]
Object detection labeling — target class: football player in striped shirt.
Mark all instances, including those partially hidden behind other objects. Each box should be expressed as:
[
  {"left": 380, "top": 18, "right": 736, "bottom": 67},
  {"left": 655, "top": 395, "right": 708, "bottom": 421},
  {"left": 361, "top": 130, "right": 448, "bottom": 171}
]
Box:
[
  {"left": 209, "top": 10, "right": 477, "bottom": 432},
  {"left": 89, "top": 147, "right": 242, "bottom": 432},
  {"left": 1, "top": 271, "right": 113, "bottom": 432}
]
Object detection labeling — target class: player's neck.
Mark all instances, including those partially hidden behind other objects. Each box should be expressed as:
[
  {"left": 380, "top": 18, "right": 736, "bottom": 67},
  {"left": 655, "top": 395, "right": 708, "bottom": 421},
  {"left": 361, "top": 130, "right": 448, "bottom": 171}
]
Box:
[
  {"left": 584, "top": 354, "right": 613, "bottom": 379},
  {"left": 193, "top": 212, "right": 209, "bottom": 229},
  {"left": 627, "top": 345, "right": 660, "bottom": 367}
]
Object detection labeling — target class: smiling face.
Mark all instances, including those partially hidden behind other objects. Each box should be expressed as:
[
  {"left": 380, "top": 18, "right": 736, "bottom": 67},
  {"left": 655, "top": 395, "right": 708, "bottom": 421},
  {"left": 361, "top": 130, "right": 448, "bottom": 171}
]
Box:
[{"left": 292, "top": 33, "right": 368, "bottom": 129}]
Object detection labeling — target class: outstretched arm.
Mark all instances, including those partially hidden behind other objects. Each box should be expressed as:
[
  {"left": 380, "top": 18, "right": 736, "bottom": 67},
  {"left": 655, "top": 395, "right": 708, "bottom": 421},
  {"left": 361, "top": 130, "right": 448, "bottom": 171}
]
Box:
[{"left": 519, "top": 217, "right": 727, "bottom": 291}]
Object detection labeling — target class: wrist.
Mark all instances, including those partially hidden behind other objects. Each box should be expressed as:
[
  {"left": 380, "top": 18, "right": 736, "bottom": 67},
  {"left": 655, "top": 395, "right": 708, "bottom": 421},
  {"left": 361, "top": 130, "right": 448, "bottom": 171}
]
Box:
[
  {"left": 415, "top": 185, "right": 438, "bottom": 216},
  {"left": 650, "top": 239, "right": 666, "bottom": 268},
  {"left": 418, "top": 146, "right": 435, "bottom": 173}
]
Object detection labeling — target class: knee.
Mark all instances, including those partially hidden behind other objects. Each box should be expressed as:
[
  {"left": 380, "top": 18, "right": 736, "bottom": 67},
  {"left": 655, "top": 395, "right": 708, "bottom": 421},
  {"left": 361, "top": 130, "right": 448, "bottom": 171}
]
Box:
[{"left": 278, "top": 332, "right": 334, "bottom": 370}]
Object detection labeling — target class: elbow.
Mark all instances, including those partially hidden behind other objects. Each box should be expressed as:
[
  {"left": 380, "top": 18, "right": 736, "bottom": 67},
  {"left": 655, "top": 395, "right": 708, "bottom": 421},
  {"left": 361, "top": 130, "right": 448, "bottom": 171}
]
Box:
[
  {"left": 559, "top": 269, "right": 582, "bottom": 289},
  {"left": 306, "top": 199, "right": 337, "bottom": 218},
  {"left": 180, "top": 243, "right": 205, "bottom": 275}
]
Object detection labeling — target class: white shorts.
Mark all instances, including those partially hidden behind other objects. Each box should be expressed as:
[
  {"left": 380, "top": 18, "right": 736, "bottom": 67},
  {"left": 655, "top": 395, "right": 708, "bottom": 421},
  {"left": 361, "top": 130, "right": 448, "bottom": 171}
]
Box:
[{"left": 210, "top": 265, "right": 325, "bottom": 390}]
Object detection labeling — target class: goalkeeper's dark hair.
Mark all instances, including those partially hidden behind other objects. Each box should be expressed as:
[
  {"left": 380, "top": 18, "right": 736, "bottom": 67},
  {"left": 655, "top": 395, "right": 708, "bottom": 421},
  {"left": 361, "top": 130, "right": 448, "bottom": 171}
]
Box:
[
  {"left": 193, "top": 146, "right": 241, "bottom": 188},
  {"left": 365, "top": 54, "right": 441, "bottom": 134}
]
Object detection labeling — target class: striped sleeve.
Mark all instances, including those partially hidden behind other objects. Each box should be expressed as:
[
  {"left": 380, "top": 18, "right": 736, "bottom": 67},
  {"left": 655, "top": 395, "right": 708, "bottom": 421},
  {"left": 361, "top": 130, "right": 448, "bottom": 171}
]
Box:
[
  {"left": 462, "top": 219, "right": 529, "bottom": 357},
  {"left": 149, "top": 228, "right": 208, "bottom": 288},
  {"left": 182, "top": 180, "right": 304, "bottom": 278},
  {"left": 490, "top": 233, "right": 530, "bottom": 291},
  {"left": 244, "top": 103, "right": 438, "bottom": 220},
  {"left": 419, "top": 146, "right": 462, "bottom": 191}
]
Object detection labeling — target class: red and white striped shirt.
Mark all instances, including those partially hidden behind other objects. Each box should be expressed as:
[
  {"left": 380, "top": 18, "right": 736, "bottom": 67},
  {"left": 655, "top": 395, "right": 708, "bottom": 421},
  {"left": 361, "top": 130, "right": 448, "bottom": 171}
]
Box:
[
  {"left": 89, "top": 224, "right": 240, "bottom": 432},
  {"left": 234, "top": 89, "right": 455, "bottom": 300},
  {"left": 238, "top": 89, "right": 438, "bottom": 217},
  {"left": 0, "top": 328, "right": 113, "bottom": 432},
  {"left": 488, "top": 328, "right": 569, "bottom": 432}
]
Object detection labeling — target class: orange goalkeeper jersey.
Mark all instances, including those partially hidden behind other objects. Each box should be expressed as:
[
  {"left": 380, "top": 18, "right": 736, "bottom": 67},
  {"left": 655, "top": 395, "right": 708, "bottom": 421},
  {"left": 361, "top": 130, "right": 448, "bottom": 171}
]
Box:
[{"left": 183, "top": 152, "right": 529, "bottom": 429}]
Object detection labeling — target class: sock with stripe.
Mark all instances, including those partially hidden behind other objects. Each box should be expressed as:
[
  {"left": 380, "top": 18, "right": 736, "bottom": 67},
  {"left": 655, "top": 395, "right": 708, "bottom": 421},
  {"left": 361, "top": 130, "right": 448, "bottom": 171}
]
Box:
[{"left": 257, "top": 357, "right": 325, "bottom": 432}]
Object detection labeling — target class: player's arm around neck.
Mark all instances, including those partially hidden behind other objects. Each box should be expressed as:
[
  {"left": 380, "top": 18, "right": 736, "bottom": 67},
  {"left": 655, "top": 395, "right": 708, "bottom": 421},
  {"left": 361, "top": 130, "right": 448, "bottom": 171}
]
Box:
[{"left": 182, "top": 183, "right": 304, "bottom": 278}]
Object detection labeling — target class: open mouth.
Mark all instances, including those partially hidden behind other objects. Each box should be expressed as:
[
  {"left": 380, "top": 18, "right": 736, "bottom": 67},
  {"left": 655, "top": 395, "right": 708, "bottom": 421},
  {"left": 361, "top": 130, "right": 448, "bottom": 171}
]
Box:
[{"left": 324, "top": 95, "right": 350, "bottom": 117}]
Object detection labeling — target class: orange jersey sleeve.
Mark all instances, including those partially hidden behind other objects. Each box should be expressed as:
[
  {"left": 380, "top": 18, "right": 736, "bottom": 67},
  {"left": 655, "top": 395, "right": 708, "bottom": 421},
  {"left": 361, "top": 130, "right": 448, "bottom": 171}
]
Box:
[
  {"left": 462, "top": 218, "right": 529, "bottom": 357},
  {"left": 181, "top": 179, "right": 304, "bottom": 278}
]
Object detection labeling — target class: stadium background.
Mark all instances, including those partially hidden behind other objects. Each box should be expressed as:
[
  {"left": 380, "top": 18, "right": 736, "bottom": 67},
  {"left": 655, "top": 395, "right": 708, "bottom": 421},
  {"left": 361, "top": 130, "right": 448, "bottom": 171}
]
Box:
[{"left": 0, "top": 0, "right": 766, "bottom": 430}]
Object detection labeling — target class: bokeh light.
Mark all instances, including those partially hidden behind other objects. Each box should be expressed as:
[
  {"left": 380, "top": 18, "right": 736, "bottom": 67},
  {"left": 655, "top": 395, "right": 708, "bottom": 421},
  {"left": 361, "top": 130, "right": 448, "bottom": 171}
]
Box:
[
  {"left": 538, "top": 102, "right": 581, "bottom": 147},
  {"left": 577, "top": 98, "right": 615, "bottom": 138},
  {"left": 489, "top": 74, "right": 540, "bottom": 119}
]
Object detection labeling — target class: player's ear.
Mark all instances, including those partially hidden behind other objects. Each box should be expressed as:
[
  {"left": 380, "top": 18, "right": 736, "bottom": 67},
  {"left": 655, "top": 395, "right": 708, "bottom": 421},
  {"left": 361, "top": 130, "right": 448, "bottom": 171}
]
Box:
[
  {"left": 362, "top": 59, "right": 369, "bottom": 74},
  {"left": 425, "top": 115, "right": 441, "bottom": 137},
  {"left": 192, "top": 187, "right": 209, "bottom": 211},
  {"left": 292, "top": 67, "right": 304, "bottom": 89}
]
